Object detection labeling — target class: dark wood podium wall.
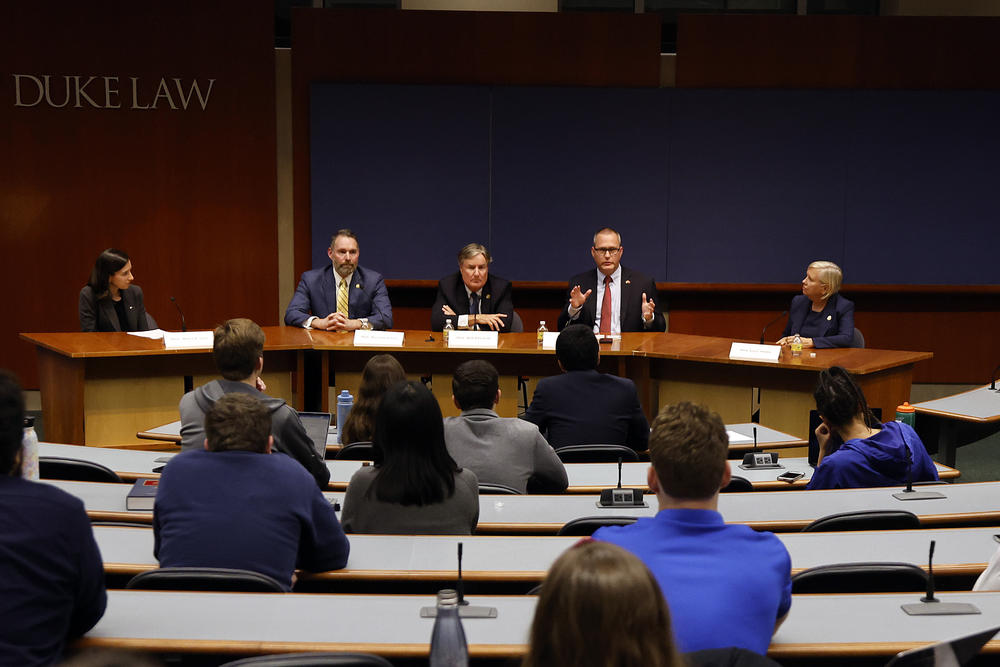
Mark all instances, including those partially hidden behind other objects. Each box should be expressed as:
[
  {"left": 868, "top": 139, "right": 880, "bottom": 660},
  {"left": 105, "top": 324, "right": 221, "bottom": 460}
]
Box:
[{"left": 2, "top": 0, "right": 277, "bottom": 388}]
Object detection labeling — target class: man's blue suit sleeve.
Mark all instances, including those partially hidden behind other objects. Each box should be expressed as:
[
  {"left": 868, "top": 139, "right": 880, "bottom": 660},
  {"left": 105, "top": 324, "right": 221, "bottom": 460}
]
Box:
[
  {"left": 366, "top": 274, "right": 393, "bottom": 330},
  {"left": 284, "top": 276, "right": 315, "bottom": 327}
]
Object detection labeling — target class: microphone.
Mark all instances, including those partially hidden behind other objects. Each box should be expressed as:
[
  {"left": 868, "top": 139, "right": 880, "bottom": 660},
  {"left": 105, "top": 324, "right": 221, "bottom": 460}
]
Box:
[
  {"left": 599, "top": 456, "right": 645, "bottom": 507},
  {"left": 457, "top": 542, "right": 466, "bottom": 606},
  {"left": 759, "top": 310, "right": 788, "bottom": 345},
  {"left": 901, "top": 540, "right": 979, "bottom": 615},
  {"left": 617, "top": 456, "right": 623, "bottom": 490},
  {"left": 741, "top": 425, "right": 781, "bottom": 469},
  {"left": 419, "top": 542, "right": 497, "bottom": 618},
  {"left": 892, "top": 438, "right": 945, "bottom": 501},
  {"left": 170, "top": 296, "right": 193, "bottom": 394},
  {"left": 169, "top": 296, "right": 187, "bottom": 332},
  {"left": 990, "top": 362, "right": 1000, "bottom": 390}
]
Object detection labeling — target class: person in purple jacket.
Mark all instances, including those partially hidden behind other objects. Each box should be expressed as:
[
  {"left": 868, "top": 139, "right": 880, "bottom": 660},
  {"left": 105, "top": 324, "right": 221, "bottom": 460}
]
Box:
[
  {"left": 776, "top": 260, "right": 855, "bottom": 349},
  {"left": 807, "top": 366, "right": 938, "bottom": 490}
]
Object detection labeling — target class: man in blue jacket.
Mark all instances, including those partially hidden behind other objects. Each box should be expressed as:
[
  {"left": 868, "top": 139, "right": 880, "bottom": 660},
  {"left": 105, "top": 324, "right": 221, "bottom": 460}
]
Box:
[{"left": 284, "top": 229, "right": 392, "bottom": 331}]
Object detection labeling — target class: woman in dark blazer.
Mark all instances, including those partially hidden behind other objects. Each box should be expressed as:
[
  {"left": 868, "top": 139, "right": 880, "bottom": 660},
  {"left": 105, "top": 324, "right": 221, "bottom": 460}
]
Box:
[
  {"left": 776, "top": 260, "right": 854, "bottom": 349},
  {"left": 79, "top": 248, "right": 151, "bottom": 332}
]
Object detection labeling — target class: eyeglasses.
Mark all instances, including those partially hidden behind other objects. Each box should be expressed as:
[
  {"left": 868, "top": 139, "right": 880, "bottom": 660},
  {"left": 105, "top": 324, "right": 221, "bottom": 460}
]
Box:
[{"left": 593, "top": 247, "right": 621, "bottom": 256}]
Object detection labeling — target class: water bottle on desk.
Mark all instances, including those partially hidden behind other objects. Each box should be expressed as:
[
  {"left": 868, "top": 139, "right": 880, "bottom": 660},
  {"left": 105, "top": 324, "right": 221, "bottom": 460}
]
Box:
[
  {"left": 790, "top": 333, "right": 802, "bottom": 358},
  {"left": 429, "top": 589, "right": 468, "bottom": 667},
  {"left": 896, "top": 402, "right": 916, "bottom": 427},
  {"left": 536, "top": 320, "right": 547, "bottom": 346},
  {"left": 21, "top": 416, "right": 39, "bottom": 481},
  {"left": 335, "top": 390, "right": 353, "bottom": 444},
  {"left": 443, "top": 318, "right": 454, "bottom": 344}
]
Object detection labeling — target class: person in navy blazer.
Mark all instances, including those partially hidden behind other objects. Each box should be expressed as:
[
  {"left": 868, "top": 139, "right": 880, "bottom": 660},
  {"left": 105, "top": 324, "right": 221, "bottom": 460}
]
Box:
[
  {"left": 284, "top": 229, "right": 392, "bottom": 330},
  {"left": 79, "top": 248, "right": 151, "bottom": 332},
  {"left": 557, "top": 227, "right": 665, "bottom": 333},
  {"left": 776, "top": 260, "right": 855, "bottom": 349},
  {"left": 431, "top": 243, "right": 513, "bottom": 332},
  {"left": 523, "top": 324, "right": 649, "bottom": 452}
]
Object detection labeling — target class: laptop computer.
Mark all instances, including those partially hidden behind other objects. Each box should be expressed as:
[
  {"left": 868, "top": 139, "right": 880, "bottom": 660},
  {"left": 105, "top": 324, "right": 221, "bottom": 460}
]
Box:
[
  {"left": 297, "top": 412, "right": 332, "bottom": 459},
  {"left": 884, "top": 625, "right": 999, "bottom": 666}
]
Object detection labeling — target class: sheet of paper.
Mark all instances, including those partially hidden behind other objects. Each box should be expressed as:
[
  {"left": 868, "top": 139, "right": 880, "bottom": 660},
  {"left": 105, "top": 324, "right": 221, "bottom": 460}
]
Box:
[
  {"left": 127, "top": 329, "right": 165, "bottom": 340},
  {"left": 726, "top": 430, "right": 753, "bottom": 444}
]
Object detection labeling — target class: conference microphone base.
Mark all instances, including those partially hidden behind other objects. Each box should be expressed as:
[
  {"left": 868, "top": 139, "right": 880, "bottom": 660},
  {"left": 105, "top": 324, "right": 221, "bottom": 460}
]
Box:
[
  {"left": 901, "top": 601, "right": 980, "bottom": 616},
  {"left": 892, "top": 490, "right": 946, "bottom": 501}
]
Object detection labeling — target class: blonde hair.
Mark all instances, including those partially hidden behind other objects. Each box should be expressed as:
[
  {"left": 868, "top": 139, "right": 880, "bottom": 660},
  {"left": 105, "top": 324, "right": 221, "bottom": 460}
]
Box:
[
  {"left": 523, "top": 541, "right": 682, "bottom": 667},
  {"left": 808, "top": 260, "right": 843, "bottom": 299},
  {"left": 457, "top": 243, "right": 491, "bottom": 266}
]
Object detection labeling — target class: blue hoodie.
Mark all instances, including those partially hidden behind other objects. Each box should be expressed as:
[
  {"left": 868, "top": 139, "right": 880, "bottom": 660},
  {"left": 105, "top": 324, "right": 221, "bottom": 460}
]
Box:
[{"left": 807, "top": 421, "right": 938, "bottom": 490}]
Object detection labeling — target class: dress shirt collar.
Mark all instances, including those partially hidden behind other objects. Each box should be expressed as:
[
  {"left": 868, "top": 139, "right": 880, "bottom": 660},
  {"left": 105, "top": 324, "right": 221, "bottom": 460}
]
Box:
[
  {"left": 333, "top": 269, "right": 356, "bottom": 291},
  {"left": 595, "top": 264, "right": 622, "bottom": 287}
]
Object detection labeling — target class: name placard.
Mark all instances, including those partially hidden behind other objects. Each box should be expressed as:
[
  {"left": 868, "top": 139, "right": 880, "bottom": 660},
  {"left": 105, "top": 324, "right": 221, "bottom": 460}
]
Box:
[
  {"left": 353, "top": 330, "right": 404, "bottom": 347},
  {"left": 163, "top": 331, "right": 214, "bottom": 350},
  {"left": 448, "top": 330, "right": 499, "bottom": 349},
  {"left": 729, "top": 342, "right": 781, "bottom": 363},
  {"left": 541, "top": 332, "right": 560, "bottom": 350}
]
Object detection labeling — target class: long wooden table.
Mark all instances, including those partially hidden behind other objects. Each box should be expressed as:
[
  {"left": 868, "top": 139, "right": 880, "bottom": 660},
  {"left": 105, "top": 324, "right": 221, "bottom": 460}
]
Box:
[
  {"left": 76, "top": 589, "right": 1000, "bottom": 659},
  {"left": 50, "top": 479, "right": 998, "bottom": 533},
  {"left": 21, "top": 328, "right": 932, "bottom": 444},
  {"left": 94, "top": 525, "right": 1000, "bottom": 581}
]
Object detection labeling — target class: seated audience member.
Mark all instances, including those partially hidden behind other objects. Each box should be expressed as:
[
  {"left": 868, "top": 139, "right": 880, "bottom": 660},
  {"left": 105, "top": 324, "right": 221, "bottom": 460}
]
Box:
[
  {"left": 557, "top": 227, "right": 666, "bottom": 333},
  {"left": 341, "top": 381, "right": 479, "bottom": 534},
  {"left": 444, "top": 360, "right": 567, "bottom": 494},
  {"left": 431, "top": 243, "right": 513, "bottom": 332},
  {"left": 340, "top": 354, "right": 405, "bottom": 445},
  {"left": 284, "top": 229, "right": 392, "bottom": 331},
  {"left": 776, "top": 260, "right": 854, "bottom": 349},
  {"left": 522, "top": 324, "right": 648, "bottom": 451},
  {"left": 594, "top": 402, "right": 791, "bottom": 655},
  {"left": 523, "top": 540, "right": 682, "bottom": 667},
  {"left": 179, "top": 318, "right": 330, "bottom": 489},
  {"left": 79, "top": 248, "right": 151, "bottom": 333},
  {"left": 807, "top": 366, "right": 938, "bottom": 490},
  {"left": 0, "top": 371, "right": 106, "bottom": 665},
  {"left": 154, "top": 393, "right": 349, "bottom": 590}
]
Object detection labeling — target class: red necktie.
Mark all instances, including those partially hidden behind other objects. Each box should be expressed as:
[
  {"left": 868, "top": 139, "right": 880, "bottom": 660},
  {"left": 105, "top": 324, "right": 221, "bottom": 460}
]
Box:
[{"left": 600, "top": 275, "right": 612, "bottom": 334}]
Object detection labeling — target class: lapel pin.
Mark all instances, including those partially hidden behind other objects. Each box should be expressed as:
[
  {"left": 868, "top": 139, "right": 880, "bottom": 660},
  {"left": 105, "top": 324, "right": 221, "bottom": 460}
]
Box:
[
  {"left": 625, "top": 280, "right": 631, "bottom": 285},
  {"left": 826, "top": 315, "right": 832, "bottom": 321},
  {"left": 485, "top": 294, "right": 491, "bottom": 299},
  {"left": 355, "top": 284, "right": 360, "bottom": 289}
]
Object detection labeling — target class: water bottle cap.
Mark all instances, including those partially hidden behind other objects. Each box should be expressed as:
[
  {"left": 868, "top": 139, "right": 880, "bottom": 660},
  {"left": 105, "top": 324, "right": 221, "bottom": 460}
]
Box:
[
  {"left": 896, "top": 402, "right": 915, "bottom": 413},
  {"left": 539, "top": 321, "right": 545, "bottom": 325},
  {"left": 436, "top": 589, "right": 459, "bottom": 606},
  {"left": 339, "top": 390, "right": 351, "bottom": 397}
]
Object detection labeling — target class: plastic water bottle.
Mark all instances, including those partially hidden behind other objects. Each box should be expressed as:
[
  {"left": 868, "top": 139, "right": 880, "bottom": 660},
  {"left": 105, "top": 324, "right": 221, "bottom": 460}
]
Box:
[
  {"left": 791, "top": 333, "right": 802, "bottom": 358},
  {"left": 335, "top": 390, "right": 353, "bottom": 444},
  {"left": 429, "top": 589, "right": 468, "bottom": 667},
  {"left": 896, "top": 401, "right": 916, "bottom": 427},
  {"left": 443, "top": 318, "right": 454, "bottom": 344},
  {"left": 21, "top": 416, "right": 39, "bottom": 481},
  {"left": 536, "top": 320, "right": 547, "bottom": 346}
]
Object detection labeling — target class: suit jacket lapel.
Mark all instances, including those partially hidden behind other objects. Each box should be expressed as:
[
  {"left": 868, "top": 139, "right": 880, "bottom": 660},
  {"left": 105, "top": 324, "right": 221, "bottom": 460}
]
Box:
[
  {"left": 583, "top": 271, "right": 599, "bottom": 323},
  {"left": 321, "top": 267, "right": 336, "bottom": 316},
  {"left": 124, "top": 291, "right": 138, "bottom": 330},
  {"left": 619, "top": 267, "right": 632, "bottom": 326},
  {"left": 100, "top": 299, "right": 120, "bottom": 332}
]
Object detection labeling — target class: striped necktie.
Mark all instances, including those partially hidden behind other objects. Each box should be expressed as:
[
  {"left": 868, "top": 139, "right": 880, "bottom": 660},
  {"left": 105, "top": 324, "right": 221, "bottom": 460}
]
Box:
[{"left": 337, "top": 279, "right": 349, "bottom": 316}]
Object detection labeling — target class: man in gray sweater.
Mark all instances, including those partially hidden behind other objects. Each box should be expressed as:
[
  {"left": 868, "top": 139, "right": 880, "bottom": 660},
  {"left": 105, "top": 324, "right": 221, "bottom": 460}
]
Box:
[
  {"left": 443, "top": 360, "right": 567, "bottom": 494},
  {"left": 178, "top": 318, "right": 330, "bottom": 490}
]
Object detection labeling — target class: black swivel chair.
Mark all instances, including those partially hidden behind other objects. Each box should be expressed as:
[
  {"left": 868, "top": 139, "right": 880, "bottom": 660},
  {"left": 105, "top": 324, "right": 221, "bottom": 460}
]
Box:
[
  {"left": 791, "top": 562, "right": 928, "bottom": 594},
  {"left": 554, "top": 444, "right": 640, "bottom": 464},
  {"left": 557, "top": 516, "right": 637, "bottom": 537},
  {"left": 851, "top": 327, "right": 865, "bottom": 348},
  {"left": 721, "top": 475, "right": 753, "bottom": 493},
  {"left": 220, "top": 653, "right": 393, "bottom": 667},
  {"left": 802, "top": 510, "right": 920, "bottom": 532},
  {"left": 39, "top": 456, "right": 122, "bottom": 483},
  {"left": 478, "top": 482, "right": 521, "bottom": 495},
  {"left": 126, "top": 567, "right": 285, "bottom": 593},
  {"left": 334, "top": 442, "right": 375, "bottom": 461}
]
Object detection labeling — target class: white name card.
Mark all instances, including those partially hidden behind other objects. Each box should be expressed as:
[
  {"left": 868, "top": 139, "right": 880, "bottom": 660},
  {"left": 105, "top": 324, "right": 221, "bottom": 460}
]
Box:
[
  {"left": 448, "top": 330, "right": 499, "bottom": 349},
  {"left": 163, "top": 331, "right": 214, "bottom": 350},
  {"left": 726, "top": 430, "right": 753, "bottom": 444},
  {"left": 541, "top": 331, "right": 560, "bottom": 350},
  {"left": 729, "top": 342, "right": 781, "bottom": 363},
  {"left": 353, "top": 330, "right": 404, "bottom": 347}
]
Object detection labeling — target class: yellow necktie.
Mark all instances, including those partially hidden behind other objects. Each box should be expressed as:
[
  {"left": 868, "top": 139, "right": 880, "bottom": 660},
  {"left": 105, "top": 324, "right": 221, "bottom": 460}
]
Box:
[{"left": 337, "top": 279, "right": 349, "bottom": 316}]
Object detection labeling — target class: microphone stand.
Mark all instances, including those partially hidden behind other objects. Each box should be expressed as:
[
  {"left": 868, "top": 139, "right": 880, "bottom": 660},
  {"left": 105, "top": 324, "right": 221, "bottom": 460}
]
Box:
[
  {"left": 170, "top": 296, "right": 193, "bottom": 393},
  {"left": 753, "top": 311, "right": 788, "bottom": 422}
]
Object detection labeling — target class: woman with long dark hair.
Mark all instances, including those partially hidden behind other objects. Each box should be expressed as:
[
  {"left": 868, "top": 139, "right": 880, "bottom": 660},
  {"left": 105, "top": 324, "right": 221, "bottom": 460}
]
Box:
[
  {"left": 339, "top": 354, "right": 405, "bottom": 445},
  {"left": 78, "top": 248, "right": 151, "bottom": 332},
  {"left": 807, "top": 366, "right": 938, "bottom": 489},
  {"left": 340, "top": 380, "right": 478, "bottom": 534},
  {"left": 524, "top": 541, "right": 683, "bottom": 667}
]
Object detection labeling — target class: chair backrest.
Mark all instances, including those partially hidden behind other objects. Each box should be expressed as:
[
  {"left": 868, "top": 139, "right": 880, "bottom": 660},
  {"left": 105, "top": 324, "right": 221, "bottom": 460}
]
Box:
[
  {"left": 554, "top": 444, "right": 640, "bottom": 464},
  {"left": 478, "top": 482, "right": 521, "bottom": 495},
  {"left": 126, "top": 567, "right": 285, "bottom": 592},
  {"left": 220, "top": 652, "right": 393, "bottom": 667},
  {"left": 685, "top": 646, "right": 784, "bottom": 667},
  {"left": 791, "top": 562, "right": 928, "bottom": 594},
  {"left": 557, "top": 516, "right": 637, "bottom": 537},
  {"left": 145, "top": 312, "right": 158, "bottom": 329},
  {"left": 851, "top": 327, "right": 865, "bottom": 348},
  {"left": 335, "top": 442, "right": 375, "bottom": 461},
  {"left": 721, "top": 475, "right": 753, "bottom": 493},
  {"left": 510, "top": 310, "right": 524, "bottom": 333},
  {"left": 39, "top": 456, "right": 122, "bottom": 483},
  {"left": 802, "top": 509, "right": 920, "bottom": 532}
]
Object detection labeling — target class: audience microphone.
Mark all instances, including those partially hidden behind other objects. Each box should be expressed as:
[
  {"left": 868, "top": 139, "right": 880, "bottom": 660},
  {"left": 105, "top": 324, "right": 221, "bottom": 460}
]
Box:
[
  {"left": 169, "top": 296, "right": 187, "bottom": 332},
  {"left": 170, "top": 296, "right": 193, "bottom": 394},
  {"left": 990, "top": 362, "right": 1000, "bottom": 390},
  {"left": 616, "top": 456, "right": 623, "bottom": 490},
  {"left": 600, "top": 456, "right": 645, "bottom": 507},
  {"left": 741, "top": 425, "right": 781, "bottom": 469},
  {"left": 892, "top": 440, "right": 944, "bottom": 501},
  {"left": 759, "top": 311, "right": 788, "bottom": 345},
  {"left": 457, "top": 542, "right": 466, "bottom": 606},
  {"left": 901, "top": 541, "right": 980, "bottom": 615}
]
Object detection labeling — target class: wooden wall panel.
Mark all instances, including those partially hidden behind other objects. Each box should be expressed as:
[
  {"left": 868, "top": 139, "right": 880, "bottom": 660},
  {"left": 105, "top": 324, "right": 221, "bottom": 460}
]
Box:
[
  {"left": 2, "top": 1, "right": 277, "bottom": 387},
  {"left": 676, "top": 15, "right": 1000, "bottom": 89}
]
